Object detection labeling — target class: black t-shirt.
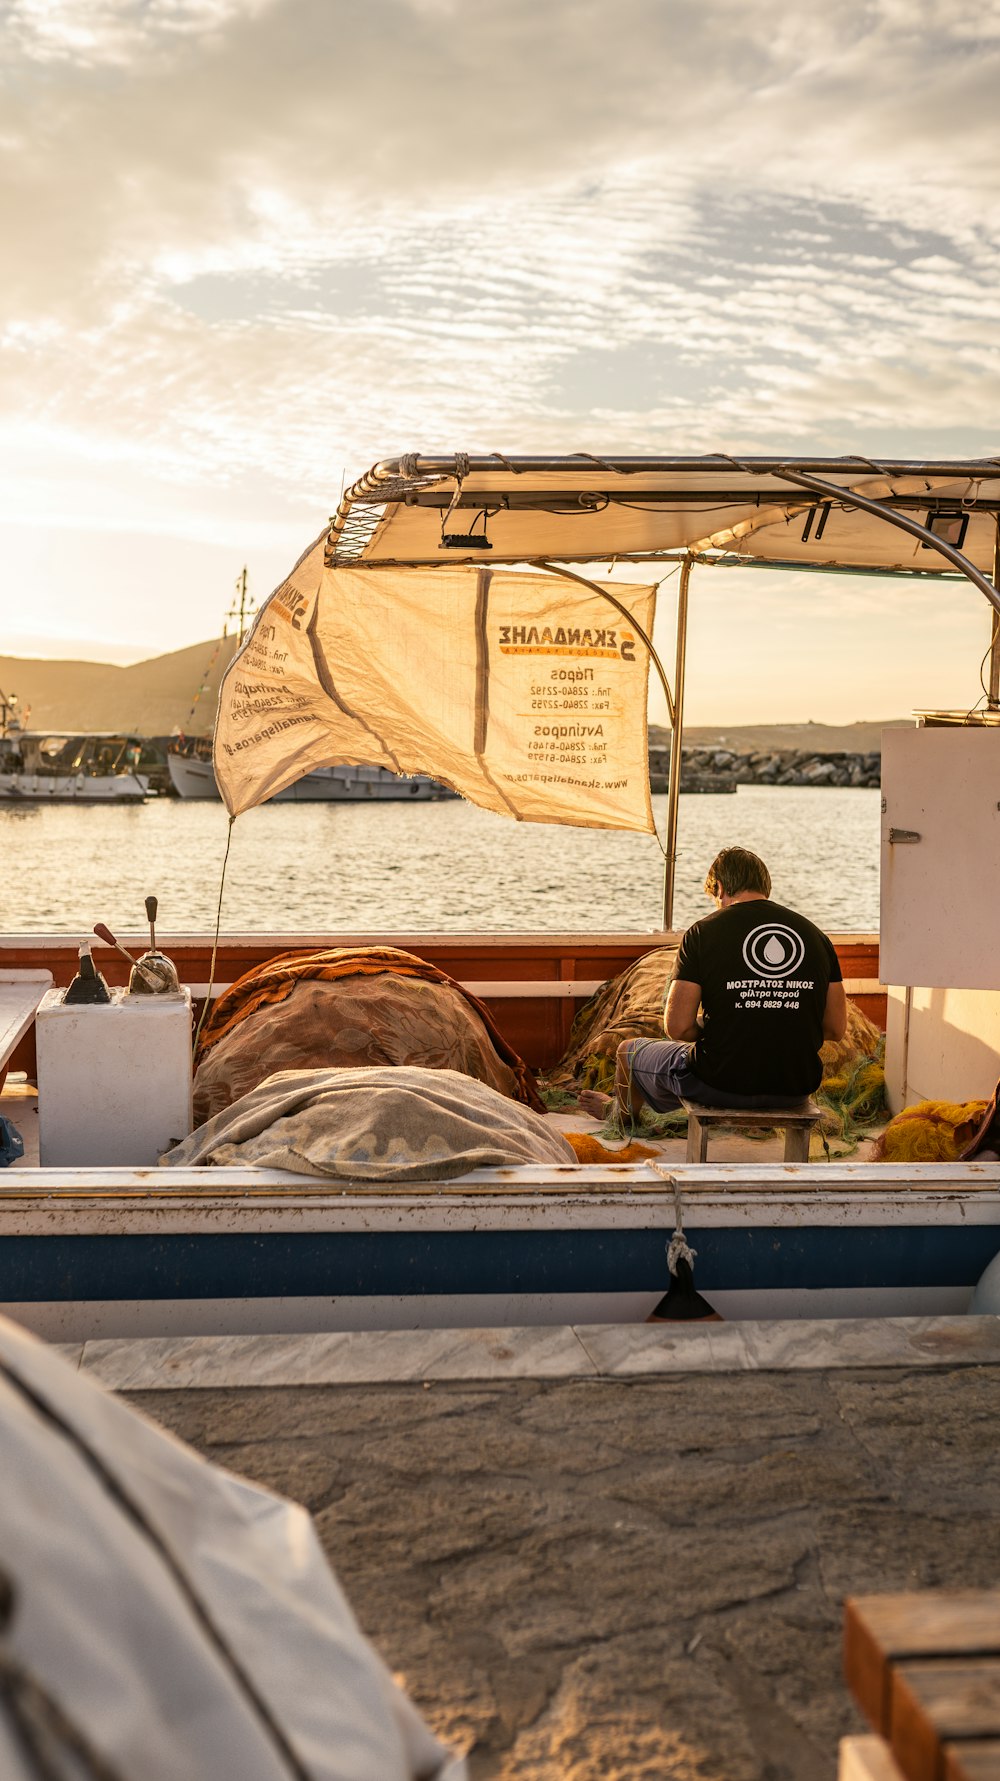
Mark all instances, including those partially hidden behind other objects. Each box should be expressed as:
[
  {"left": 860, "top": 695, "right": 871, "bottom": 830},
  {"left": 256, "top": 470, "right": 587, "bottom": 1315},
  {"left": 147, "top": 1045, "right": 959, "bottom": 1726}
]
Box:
[{"left": 671, "top": 898, "right": 842, "bottom": 1096}]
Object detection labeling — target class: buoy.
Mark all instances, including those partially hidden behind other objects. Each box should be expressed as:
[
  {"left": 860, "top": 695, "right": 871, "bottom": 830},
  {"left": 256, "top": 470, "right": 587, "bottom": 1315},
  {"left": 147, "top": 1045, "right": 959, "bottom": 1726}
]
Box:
[
  {"left": 647, "top": 1227, "right": 722, "bottom": 1323},
  {"left": 970, "top": 1249, "right": 1000, "bottom": 1315}
]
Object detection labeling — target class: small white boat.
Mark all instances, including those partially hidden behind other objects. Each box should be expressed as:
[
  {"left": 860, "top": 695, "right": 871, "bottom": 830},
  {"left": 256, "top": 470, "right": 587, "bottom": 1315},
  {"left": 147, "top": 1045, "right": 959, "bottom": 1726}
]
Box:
[
  {"left": 167, "top": 747, "right": 452, "bottom": 802},
  {"left": 0, "top": 730, "right": 153, "bottom": 803}
]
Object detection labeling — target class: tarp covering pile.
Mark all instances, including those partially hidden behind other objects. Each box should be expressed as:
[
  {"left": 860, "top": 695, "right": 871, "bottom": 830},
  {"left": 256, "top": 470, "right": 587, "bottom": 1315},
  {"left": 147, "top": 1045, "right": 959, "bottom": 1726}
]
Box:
[
  {"left": 214, "top": 544, "right": 655, "bottom": 831},
  {"left": 193, "top": 946, "right": 542, "bottom": 1124},
  {"left": 0, "top": 1312, "right": 465, "bottom": 1780},
  {"left": 168, "top": 1066, "right": 576, "bottom": 1179}
]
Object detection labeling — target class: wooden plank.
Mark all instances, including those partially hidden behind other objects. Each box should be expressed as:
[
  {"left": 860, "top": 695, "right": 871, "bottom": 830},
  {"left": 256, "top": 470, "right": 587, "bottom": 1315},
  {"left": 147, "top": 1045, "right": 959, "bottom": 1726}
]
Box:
[
  {"left": 0, "top": 971, "right": 52, "bottom": 1084},
  {"left": 891, "top": 1660, "right": 1000, "bottom": 1781},
  {"left": 0, "top": 933, "right": 881, "bottom": 987},
  {"left": 945, "top": 1741, "right": 1000, "bottom": 1781},
  {"left": 0, "top": 935, "right": 884, "bottom": 1073},
  {"left": 186, "top": 978, "right": 608, "bottom": 1001},
  {"left": 680, "top": 1099, "right": 819, "bottom": 1129},
  {"left": 839, "top": 1736, "right": 908, "bottom": 1781},
  {"left": 846, "top": 1594, "right": 1000, "bottom": 1736}
]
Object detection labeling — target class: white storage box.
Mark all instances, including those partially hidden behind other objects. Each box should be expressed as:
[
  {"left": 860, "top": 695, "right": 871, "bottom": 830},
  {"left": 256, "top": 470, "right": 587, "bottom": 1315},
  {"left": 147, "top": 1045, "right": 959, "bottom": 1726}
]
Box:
[{"left": 36, "top": 986, "right": 193, "bottom": 1166}]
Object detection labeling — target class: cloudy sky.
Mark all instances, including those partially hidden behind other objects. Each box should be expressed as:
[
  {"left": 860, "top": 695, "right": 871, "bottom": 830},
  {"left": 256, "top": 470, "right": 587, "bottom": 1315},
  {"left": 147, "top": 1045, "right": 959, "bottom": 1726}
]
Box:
[{"left": 1, "top": 0, "right": 998, "bottom": 722}]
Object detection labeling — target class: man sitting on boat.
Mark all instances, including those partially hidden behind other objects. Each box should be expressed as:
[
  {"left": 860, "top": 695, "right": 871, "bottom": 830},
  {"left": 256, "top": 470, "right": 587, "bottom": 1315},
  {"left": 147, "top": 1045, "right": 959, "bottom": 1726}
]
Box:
[{"left": 579, "top": 846, "right": 847, "bottom": 1124}]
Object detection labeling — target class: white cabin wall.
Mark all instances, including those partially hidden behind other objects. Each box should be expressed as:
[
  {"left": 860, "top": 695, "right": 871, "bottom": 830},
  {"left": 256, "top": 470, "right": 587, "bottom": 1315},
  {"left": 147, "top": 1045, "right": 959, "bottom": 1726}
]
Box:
[{"left": 885, "top": 984, "right": 1000, "bottom": 1111}]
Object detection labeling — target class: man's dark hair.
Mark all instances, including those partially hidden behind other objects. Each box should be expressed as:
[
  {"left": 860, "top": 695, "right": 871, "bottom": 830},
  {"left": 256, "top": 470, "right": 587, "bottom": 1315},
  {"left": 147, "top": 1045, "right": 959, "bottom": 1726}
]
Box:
[{"left": 704, "top": 846, "right": 771, "bottom": 900}]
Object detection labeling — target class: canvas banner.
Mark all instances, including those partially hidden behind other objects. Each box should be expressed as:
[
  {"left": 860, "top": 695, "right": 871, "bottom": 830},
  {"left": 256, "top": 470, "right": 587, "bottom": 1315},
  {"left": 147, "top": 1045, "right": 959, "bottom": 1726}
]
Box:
[{"left": 214, "top": 546, "right": 656, "bottom": 832}]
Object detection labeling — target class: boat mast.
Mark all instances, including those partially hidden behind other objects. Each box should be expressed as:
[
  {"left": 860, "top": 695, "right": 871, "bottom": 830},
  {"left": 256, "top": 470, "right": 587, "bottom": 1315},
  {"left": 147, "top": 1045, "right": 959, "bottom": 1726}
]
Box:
[
  {"left": 0, "top": 688, "right": 20, "bottom": 738},
  {"left": 224, "top": 567, "right": 256, "bottom": 645}
]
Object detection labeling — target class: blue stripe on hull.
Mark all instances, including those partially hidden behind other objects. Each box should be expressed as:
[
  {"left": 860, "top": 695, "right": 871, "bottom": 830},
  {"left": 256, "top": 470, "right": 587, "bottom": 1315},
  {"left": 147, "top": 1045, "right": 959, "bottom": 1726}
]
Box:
[{"left": 3, "top": 1224, "right": 1000, "bottom": 1303}]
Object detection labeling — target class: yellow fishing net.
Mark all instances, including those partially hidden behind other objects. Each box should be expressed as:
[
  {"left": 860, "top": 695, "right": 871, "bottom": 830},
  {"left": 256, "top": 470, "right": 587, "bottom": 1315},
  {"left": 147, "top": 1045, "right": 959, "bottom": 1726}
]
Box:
[{"left": 873, "top": 1099, "right": 989, "bottom": 1162}]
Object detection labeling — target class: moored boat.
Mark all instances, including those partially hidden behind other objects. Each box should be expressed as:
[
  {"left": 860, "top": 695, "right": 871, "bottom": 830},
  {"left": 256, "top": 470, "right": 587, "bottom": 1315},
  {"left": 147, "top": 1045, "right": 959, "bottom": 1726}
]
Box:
[
  {"left": 3, "top": 1159, "right": 998, "bottom": 1342},
  {"left": 0, "top": 728, "right": 156, "bottom": 803},
  {"left": 0, "top": 927, "right": 918, "bottom": 1340},
  {"left": 166, "top": 746, "right": 453, "bottom": 801},
  {"left": 3, "top": 451, "right": 1000, "bottom": 1345}
]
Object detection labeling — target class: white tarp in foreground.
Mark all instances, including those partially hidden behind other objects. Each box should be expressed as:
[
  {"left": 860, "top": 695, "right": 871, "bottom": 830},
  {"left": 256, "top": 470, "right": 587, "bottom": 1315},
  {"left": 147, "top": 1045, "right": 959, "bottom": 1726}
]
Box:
[
  {"left": 0, "top": 1314, "right": 465, "bottom": 1780},
  {"left": 214, "top": 541, "right": 656, "bottom": 832}
]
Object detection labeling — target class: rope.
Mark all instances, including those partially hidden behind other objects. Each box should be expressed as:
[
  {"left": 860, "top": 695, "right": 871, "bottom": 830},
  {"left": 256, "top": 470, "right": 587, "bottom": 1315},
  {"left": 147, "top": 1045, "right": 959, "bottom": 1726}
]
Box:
[
  {"left": 192, "top": 814, "right": 236, "bottom": 1056},
  {"left": 177, "top": 635, "right": 225, "bottom": 739},
  {"left": 667, "top": 1176, "right": 697, "bottom": 1275},
  {"left": 439, "top": 465, "right": 467, "bottom": 543},
  {"left": 667, "top": 1227, "right": 697, "bottom": 1275}
]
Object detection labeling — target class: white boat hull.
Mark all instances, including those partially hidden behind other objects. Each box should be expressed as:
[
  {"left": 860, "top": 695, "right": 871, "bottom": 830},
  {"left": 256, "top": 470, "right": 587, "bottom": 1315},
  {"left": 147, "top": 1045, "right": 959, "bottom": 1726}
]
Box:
[
  {"left": 0, "top": 771, "right": 148, "bottom": 803},
  {"left": 1, "top": 1163, "right": 997, "bottom": 1341},
  {"left": 167, "top": 753, "right": 448, "bottom": 802}
]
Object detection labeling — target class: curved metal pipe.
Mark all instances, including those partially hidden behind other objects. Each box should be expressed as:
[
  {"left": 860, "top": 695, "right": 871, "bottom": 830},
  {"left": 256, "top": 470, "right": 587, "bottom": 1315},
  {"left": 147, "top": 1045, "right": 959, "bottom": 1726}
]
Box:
[
  {"left": 535, "top": 560, "right": 676, "bottom": 727},
  {"left": 766, "top": 468, "right": 1000, "bottom": 618}
]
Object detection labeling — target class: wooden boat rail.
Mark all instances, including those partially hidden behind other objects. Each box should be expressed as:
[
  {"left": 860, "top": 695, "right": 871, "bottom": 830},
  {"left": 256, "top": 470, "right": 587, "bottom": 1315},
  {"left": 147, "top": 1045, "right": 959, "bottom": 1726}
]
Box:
[{"left": 0, "top": 933, "right": 885, "bottom": 1075}]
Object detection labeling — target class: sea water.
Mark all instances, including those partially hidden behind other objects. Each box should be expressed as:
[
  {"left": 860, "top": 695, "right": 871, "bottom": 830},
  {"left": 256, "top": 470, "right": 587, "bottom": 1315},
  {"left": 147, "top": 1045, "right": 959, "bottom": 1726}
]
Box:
[{"left": 1, "top": 785, "right": 880, "bottom": 935}]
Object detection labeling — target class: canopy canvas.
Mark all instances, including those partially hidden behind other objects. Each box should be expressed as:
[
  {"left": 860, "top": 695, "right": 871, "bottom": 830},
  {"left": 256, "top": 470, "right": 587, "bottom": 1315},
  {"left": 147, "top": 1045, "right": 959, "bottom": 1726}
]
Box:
[
  {"left": 216, "top": 453, "right": 1000, "bottom": 926},
  {"left": 328, "top": 455, "right": 1000, "bottom": 592},
  {"left": 214, "top": 543, "right": 657, "bottom": 832}
]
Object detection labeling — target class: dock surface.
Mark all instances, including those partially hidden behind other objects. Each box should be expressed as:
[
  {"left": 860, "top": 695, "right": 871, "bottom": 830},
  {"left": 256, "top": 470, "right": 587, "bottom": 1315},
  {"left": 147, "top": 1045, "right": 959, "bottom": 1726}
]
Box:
[{"left": 89, "top": 1322, "right": 1000, "bottom": 1780}]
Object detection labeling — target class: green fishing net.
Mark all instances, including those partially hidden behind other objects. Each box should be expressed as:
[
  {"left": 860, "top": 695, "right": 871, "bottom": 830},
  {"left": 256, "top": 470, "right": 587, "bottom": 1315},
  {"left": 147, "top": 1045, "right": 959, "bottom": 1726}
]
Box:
[{"left": 814, "top": 1044, "right": 887, "bottom": 1155}]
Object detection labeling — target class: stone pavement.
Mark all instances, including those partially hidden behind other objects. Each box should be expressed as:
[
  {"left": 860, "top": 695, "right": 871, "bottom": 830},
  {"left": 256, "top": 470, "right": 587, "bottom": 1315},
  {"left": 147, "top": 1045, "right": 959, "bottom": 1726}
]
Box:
[{"left": 128, "top": 1356, "right": 1000, "bottom": 1781}]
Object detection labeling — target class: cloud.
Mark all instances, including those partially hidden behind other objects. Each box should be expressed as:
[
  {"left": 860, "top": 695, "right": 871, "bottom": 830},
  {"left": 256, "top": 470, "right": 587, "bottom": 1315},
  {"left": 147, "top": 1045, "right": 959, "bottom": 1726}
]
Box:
[
  {"left": 4, "top": 1, "right": 1000, "bottom": 308},
  {"left": 1, "top": 0, "right": 999, "bottom": 670}
]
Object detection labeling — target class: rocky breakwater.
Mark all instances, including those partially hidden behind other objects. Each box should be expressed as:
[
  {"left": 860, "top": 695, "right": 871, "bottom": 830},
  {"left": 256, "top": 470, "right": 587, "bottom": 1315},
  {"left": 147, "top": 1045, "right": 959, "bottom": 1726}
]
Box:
[{"left": 649, "top": 744, "right": 881, "bottom": 793}]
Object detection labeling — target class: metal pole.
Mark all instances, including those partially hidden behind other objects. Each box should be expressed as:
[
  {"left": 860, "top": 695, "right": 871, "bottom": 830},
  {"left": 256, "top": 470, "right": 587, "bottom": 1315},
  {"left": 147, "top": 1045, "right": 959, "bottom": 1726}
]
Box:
[
  {"left": 983, "top": 520, "right": 991, "bottom": 705},
  {"left": 662, "top": 556, "right": 692, "bottom": 931}
]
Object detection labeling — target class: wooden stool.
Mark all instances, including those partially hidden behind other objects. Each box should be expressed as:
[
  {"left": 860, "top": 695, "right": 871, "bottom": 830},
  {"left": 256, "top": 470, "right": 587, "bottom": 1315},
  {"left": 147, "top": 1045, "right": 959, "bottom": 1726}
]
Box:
[
  {"left": 844, "top": 1589, "right": 1000, "bottom": 1781},
  {"left": 679, "top": 1096, "right": 821, "bottom": 1163}
]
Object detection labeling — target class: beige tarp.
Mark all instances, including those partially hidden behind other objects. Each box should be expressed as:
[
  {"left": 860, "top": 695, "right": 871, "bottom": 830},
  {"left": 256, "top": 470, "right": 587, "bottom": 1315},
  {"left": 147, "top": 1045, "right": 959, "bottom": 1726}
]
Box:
[{"left": 214, "top": 543, "right": 656, "bottom": 831}]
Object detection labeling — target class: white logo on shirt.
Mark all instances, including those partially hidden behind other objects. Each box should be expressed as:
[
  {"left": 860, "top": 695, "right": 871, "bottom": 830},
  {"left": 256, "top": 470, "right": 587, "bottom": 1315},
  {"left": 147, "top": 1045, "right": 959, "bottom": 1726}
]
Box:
[{"left": 742, "top": 923, "right": 807, "bottom": 978}]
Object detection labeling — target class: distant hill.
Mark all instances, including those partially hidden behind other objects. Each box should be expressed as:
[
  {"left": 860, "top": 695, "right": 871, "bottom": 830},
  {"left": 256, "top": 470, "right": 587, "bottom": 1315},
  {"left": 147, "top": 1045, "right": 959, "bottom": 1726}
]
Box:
[
  {"left": 648, "top": 719, "right": 911, "bottom": 754},
  {"left": 1, "top": 641, "right": 911, "bottom": 749},
  {"left": 0, "top": 637, "right": 240, "bottom": 737}
]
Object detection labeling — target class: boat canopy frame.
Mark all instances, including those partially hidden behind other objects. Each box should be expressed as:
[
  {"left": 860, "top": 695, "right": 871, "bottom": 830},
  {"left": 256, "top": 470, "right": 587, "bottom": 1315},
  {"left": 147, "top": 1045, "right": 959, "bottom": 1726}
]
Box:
[{"left": 324, "top": 453, "right": 1000, "bottom": 926}]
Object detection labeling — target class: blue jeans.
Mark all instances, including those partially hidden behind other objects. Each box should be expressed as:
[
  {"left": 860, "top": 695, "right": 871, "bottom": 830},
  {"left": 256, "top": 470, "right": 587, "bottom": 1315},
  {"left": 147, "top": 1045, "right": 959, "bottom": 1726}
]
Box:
[{"left": 623, "top": 1038, "right": 811, "bottom": 1112}]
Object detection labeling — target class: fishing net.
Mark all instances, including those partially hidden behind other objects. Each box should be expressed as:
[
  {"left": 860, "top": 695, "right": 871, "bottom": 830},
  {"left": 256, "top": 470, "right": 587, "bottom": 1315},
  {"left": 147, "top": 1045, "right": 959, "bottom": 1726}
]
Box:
[
  {"left": 558, "top": 1132, "right": 660, "bottom": 1163},
  {"left": 815, "top": 1038, "right": 887, "bottom": 1152},
  {"left": 543, "top": 946, "right": 679, "bottom": 1097},
  {"left": 873, "top": 1098, "right": 990, "bottom": 1162},
  {"left": 192, "top": 947, "right": 542, "bottom": 1124}
]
